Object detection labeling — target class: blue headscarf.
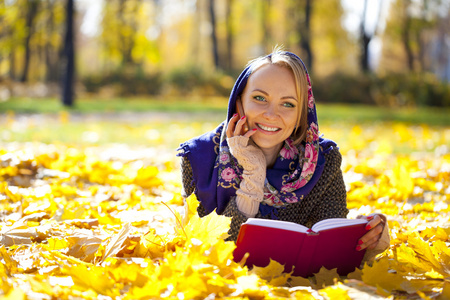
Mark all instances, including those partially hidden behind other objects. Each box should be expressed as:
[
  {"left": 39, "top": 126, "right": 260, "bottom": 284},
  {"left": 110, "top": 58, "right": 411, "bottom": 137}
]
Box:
[{"left": 177, "top": 51, "right": 336, "bottom": 216}]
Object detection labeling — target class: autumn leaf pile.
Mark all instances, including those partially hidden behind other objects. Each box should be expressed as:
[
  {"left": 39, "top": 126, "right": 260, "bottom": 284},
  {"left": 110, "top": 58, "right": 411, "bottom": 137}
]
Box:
[{"left": 0, "top": 119, "right": 449, "bottom": 299}]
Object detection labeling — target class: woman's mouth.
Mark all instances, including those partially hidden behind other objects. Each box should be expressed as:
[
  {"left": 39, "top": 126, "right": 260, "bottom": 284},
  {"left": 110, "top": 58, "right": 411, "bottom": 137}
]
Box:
[{"left": 256, "top": 123, "right": 281, "bottom": 132}]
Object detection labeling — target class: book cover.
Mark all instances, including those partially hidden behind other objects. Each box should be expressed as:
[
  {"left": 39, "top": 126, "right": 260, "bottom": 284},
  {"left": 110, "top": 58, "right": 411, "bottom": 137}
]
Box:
[{"left": 233, "top": 218, "right": 368, "bottom": 278}]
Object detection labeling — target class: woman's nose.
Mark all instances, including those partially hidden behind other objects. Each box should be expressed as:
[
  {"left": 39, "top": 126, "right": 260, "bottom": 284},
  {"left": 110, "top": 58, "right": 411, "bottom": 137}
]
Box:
[{"left": 262, "top": 103, "right": 278, "bottom": 119}]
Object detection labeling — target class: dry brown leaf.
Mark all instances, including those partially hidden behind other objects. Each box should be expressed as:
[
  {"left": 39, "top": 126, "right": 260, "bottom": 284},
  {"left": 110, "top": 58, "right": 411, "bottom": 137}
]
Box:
[
  {"left": 98, "top": 223, "right": 132, "bottom": 264},
  {"left": 313, "top": 267, "right": 340, "bottom": 288}
]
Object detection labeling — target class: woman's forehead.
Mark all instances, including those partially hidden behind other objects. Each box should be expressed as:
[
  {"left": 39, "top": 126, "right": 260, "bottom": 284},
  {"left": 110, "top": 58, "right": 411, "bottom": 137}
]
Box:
[{"left": 246, "top": 64, "right": 296, "bottom": 90}]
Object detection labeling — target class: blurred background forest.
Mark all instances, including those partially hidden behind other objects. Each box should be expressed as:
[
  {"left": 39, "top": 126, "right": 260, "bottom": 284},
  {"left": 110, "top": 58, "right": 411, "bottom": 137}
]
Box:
[{"left": 0, "top": 0, "right": 449, "bottom": 107}]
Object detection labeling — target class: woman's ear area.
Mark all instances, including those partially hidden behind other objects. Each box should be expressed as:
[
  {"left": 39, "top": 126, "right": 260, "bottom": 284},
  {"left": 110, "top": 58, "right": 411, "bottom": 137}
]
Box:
[{"left": 235, "top": 97, "right": 244, "bottom": 118}]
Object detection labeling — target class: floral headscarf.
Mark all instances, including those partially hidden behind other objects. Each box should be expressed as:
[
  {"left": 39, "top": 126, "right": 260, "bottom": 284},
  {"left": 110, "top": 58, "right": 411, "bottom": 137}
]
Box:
[{"left": 178, "top": 51, "right": 336, "bottom": 217}]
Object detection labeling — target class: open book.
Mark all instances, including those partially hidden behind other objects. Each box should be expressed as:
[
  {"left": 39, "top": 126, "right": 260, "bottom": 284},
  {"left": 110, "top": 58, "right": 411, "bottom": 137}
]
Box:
[{"left": 233, "top": 218, "right": 368, "bottom": 278}]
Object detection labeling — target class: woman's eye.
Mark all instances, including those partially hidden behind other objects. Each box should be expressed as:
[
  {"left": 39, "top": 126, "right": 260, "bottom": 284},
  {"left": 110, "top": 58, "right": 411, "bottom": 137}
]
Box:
[
  {"left": 283, "top": 102, "right": 296, "bottom": 108},
  {"left": 254, "top": 96, "right": 265, "bottom": 102}
]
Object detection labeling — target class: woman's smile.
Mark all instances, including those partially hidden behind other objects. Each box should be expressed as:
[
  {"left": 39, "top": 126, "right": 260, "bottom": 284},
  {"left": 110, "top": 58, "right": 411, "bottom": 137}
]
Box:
[{"left": 256, "top": 123, "right": 281, "bottom": 133}]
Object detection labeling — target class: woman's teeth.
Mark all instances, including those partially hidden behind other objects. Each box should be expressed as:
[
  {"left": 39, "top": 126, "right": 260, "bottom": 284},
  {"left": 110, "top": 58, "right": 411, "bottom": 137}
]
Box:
[{"left": 257, "top": 124, "right": 280, "bottom": 132}]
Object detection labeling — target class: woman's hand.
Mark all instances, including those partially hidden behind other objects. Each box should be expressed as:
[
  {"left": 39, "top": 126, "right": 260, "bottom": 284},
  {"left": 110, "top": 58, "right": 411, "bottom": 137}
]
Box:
[
  {"left": 356, "top": 214, "right": 387, "bottom": 251},
  {"left": 226, "top": 114, "right": 266, "bottom": 172},
  {"left": 226, "top": 114, "right": 256, "bottom": 139},
  {"left": 226, "top": 114, "right": 267, "bottom": 217}
]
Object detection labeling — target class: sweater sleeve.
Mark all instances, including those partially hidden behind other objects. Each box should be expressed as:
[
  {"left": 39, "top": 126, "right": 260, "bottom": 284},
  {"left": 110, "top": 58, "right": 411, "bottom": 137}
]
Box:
[{"left": 180, "top": 156, "right": 195, "bottom": 199}]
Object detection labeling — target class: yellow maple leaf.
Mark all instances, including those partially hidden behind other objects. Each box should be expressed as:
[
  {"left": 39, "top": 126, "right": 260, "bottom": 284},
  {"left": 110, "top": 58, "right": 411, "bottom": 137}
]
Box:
[
  {"left": 289, "top": 276, "right": 312, "bottom": 287},
  {"left": 183, "top": 193, "right": 199, "bottom": 226},
  {"left": 1, "top": 288, "right": 26, "bottom": 300},
  {"left": 135, "top": 229, "right": 167, "bottom": 259},
  {"left": 28, "top": 275, "right": 57, "bottom": 296},
  {"left": 99, "top": 223, "right": 132, "bottom": 263},
  {"left": 250, "top": 259, "right": 291, "bottom": 286},
  {"left": 206, "top": 239, "right": 236, "bottom": 266},
  {"left": 0, "top": 246, "right": 17, "bottom": 273},
  {"left": 361, "top": 257, "right": 404, "bottom": 292},
  {"left": 46, "top": 237, "right": 70, "bottom": 251},
  {"left": 182, "top": 210, "right": 231, "bottom": 246},
  {"left": 236, "top": 274, "right": 267, "bottom": 298},
  {"left": 251, "top": 259, "right": 286, "bottom": 282},
  {"left": 408, "top": 236, "right": 449, "bottom": 276},
  {"left": 61, "top": 263, "right": 119, "bottom": 297},
  {"left": 346, "top": 267, "right": 363, "bottom": 281},
  {"left": 290, "top": 287, "right": 318, "bottom": 299},
  {"left": 437, "top": 281, "right": 450, "bottom": 300},
  {"left": 400, "top": 278, "right": 444, "bottom": 294},
  {"left": 319, "top": 283, "right": 351, "bottom": 300},
  {"left": 396, "top": 243, "right": 431, "bottom": 273},
  {"left": 108, "top": 259, "right": 150, "bottom": 288}
]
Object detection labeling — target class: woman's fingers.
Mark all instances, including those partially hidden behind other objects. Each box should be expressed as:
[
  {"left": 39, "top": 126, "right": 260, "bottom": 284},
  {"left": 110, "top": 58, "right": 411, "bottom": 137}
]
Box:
[
  {"left": 357, "top": 222, "right": 384, "bottom": 251},
  {"left": 234, "top": 116, "right": 246, "bottom": 135},
  {"left": 227, "top": 114, "right": 251, "bottom": 138},
  {"left": 226, "top": 114, "right": 239, "bottom": 138}
]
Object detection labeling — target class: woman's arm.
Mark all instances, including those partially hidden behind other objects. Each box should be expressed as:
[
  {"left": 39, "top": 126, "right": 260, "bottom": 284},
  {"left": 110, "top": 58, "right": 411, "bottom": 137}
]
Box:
[{"left": 180, "top": 156, "right": 195, "bottom": 199}]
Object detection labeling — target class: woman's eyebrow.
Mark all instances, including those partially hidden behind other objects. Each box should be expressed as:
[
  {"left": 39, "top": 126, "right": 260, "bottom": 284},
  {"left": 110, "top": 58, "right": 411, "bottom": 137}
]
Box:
[
  {"left": 252, "top": 88, "right": 269, "bottom": 96},
  {"left": 252, "top": 88, "right": 298, "bottom": 102}
]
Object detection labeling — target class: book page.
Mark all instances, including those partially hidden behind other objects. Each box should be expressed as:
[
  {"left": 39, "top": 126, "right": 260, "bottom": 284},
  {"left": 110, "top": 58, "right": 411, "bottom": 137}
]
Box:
[
  {"left": 311, "top": 218, "right": 367, "bottom": 232},
  {"left": 244, "top": 218, "right": 309, "bottom": 233}
]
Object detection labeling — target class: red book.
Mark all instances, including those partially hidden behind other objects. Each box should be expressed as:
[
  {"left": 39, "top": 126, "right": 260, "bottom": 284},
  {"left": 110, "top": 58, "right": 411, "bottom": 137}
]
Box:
[{"left": 233, "top": 218, "right": 368, "bottom": 278}]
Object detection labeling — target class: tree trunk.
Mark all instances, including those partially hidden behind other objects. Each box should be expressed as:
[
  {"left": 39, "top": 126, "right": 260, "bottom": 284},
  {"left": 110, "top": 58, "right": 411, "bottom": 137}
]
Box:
[
  {"left": 225, "top": 0, "right": 234, "bottom": 70},
  {"left": 416, "top": 30, "right": 425, "bottom": 71},
  {"left": 208, "top": 0, "right": 220, "bottom": 70},
  {"left": 118, "top": 0, "right": 140, "bottom": 67},
  {"left": 45, "top": 1, "right": 58, "bottom": 82},
  {"left": 299, "top": 0, "right": 313, "bottom": 72},
  {"left": 190, "top": 0, "right": 201, "bottom": 65},
  {"left": 401, "top": 0, "right": 414, "bottom": 71},
  {"left": 61, "top": 0, "right": 75, "bottom": 107},
  {"left": 360, "top": 0, "right": 370, "bottom": 72},
  {"left": 9, "top": 50, "right": 15, "bottom": 80},
  {"left": 20, "top": 0, "right": 39, "bottom": 82}
]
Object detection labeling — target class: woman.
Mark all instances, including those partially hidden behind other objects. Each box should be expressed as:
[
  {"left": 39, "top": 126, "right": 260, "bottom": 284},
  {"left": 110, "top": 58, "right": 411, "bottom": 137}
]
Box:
[{"left": 177, "top": 49, "right": 389, "bottom": 262}]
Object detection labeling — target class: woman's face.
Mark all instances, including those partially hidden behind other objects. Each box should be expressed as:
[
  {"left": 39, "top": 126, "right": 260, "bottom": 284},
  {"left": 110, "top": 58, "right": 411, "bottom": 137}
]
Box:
[{"left": 241, "top": 64, "right": 299, "bottom": 156}]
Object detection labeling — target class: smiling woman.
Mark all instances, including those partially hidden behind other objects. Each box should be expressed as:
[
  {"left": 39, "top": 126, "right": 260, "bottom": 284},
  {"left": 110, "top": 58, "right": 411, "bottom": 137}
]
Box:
[
  {"left": 232, "top": 64, "right": 299, "bottom": 167},
  {"left": 177, "top": 48, "right": 390, "bottom": 266}
]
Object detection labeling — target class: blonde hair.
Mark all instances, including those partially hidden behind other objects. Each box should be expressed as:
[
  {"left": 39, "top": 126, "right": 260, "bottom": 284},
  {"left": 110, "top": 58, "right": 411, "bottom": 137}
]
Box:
[{"left": 245, "top": 47, "right": 309, "bottom": 145}]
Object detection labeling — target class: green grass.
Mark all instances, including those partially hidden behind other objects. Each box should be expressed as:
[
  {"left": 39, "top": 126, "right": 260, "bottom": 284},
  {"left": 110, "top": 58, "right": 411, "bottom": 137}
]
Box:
[
  {"left": 1, "top": 97, "right": 450, "bottom": 126},
  {"left": 317, "top": 104, "right": 450, "bottom": 126},
  {"left": 0, "top": 97, "right": 228, "bottom": 114}
]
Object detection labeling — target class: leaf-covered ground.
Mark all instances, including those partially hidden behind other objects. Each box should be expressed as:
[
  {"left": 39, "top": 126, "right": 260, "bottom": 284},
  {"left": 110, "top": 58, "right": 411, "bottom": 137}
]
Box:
[{"left": 0, "top": 113, "right": 449, "bottom": 299}]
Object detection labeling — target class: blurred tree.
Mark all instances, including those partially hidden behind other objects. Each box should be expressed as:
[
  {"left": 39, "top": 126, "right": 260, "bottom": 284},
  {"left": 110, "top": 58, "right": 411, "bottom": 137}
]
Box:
[
  {"left": 0, "top": 2, "right": 21, "bottom": 80},
  {"left": 380, "top": 0, "right": 448, "bottom": 74},
  {"left": 208, "top": 0, "right": 220, "bottom": 70},
  {"left": 100, "top": 0, "right": 159, "bottom": 75},
  {"left": 0, "top": 0, "right": 65, "bottom": 83},
  {"left": 20, "top": 0, "right": 39, "bottom": 82},
  {"left": 360, "top": 0, "right": 384, "bottom": 72},
  {"left": 286, "top": 0, "right": 313, "bottom": 72},
  {"left": 43, "top": 0, "right": 64, "bottom": 82},
  {"left": 311, "top": 0, "right": 355, "bottom": 76},
  {"left": 299, "top": 0, "right": 313, "bottom": 72},
  {"left": 61, "top": 0, "right": 75, "bottom": 107},
  {"left": 401, "top": 0, "right": 414, "bottom": 71},
  {"left": 190, "top": 0, "right": 202, "bottom": 65},
  {"left": 225, "top": 0, "right": 234, "bottom": 70}
]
